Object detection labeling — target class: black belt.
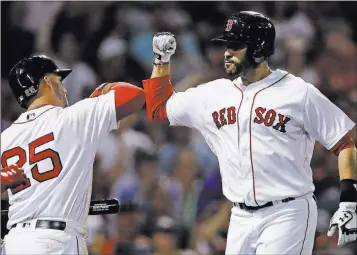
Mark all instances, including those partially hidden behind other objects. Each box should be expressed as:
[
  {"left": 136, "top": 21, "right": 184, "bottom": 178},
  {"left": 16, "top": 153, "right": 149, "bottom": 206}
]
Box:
[
  {"left": 13, "top": 220, "right": 66, "bottom": 231},
  {"left": 233, "top": 197, "right": 295, "bottom": 211}
]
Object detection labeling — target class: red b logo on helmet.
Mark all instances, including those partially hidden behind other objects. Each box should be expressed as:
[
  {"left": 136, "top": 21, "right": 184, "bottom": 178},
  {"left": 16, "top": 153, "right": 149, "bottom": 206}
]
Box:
[{"left": 225, "top": 19, "right": 233, "bottom": 32}]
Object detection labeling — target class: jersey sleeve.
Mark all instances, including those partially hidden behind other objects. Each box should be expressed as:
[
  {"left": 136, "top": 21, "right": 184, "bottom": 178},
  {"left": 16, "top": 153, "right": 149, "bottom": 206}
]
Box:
[
  {"left": 64, "top": 90, "right": 118, "bottom": 147},
  {"left": 303, "top": 84, "right": 355, "bottom": 150},
  {"left": 166, "top": 85, "right": 207, "bottom": 129}
]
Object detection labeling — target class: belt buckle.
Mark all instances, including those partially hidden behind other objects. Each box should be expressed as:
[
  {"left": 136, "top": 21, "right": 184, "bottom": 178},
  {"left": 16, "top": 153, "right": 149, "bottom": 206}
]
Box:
[{"left": 52, "top": 221, "right": 66, "bottom": 230}]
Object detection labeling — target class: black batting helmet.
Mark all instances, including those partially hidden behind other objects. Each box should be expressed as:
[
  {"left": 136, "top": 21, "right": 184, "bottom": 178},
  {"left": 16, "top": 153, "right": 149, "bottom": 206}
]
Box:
[
  {"left": 8, "top": 55, "right": 72, "bottom": 109},
  {"left": 212, "top": 11, "right": 275, "bottom": 65}
]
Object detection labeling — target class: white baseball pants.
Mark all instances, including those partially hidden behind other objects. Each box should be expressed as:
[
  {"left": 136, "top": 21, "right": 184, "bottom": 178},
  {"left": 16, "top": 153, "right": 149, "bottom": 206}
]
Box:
[
  {"left": 1, "top": 219, "right": 88, "bottom": 255},
  {"left": 225, "top": 195, "right": 317, "bottom": 255}
]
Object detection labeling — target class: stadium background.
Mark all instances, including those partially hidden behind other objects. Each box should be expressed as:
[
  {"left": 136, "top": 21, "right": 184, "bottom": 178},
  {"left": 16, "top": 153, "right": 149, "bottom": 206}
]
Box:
[{"left": 1, "top": 1, "right": 357, "bottom": 254}]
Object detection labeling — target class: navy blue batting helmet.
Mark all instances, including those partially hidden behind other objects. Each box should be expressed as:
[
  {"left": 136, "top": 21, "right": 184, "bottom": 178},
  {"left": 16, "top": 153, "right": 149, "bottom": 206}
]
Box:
[
  {"left": 8, "top": 55, "right": 72, "bottom": 109},
  {"left": 212, "top": 11, "right": 276, "bottom": 64}
]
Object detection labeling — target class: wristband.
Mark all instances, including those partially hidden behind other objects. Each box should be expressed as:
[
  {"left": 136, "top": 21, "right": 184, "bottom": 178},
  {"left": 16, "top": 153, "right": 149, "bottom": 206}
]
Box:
[
  {"left": 153, "top": 61, "right": 170, "bottom": 66},
  {"left": 154, "top": 54, "right": 170, "bottom": 65},
  {"left": 340, "top": 179, "right": 357, "bottom": 202}
]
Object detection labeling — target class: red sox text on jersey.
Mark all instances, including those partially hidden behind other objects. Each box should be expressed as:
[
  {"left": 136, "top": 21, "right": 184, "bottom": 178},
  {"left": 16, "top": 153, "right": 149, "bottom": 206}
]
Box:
[{"left": 212, "top": 106, "right": 291, "bottom": 133}]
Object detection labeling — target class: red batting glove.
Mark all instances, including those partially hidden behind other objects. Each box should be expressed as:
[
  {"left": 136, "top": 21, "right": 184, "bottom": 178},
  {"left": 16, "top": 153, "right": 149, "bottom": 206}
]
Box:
[{"left": 1, "top": 165, "right": 27, "bottom": 190}]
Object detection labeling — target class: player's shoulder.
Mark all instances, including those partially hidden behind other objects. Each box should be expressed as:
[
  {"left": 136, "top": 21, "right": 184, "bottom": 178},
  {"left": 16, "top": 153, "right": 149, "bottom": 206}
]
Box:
[
  {"left": 63, "top": 92, "right": 113, "bottom": 115},
  {"left": 1, "top": 124, "right": 24, "bottom": 151},
  {"left": 59, "top": 92, "right": 116, "bottom": 130},
  {"left": 188, "top": 78, "right": 232, "bottom": 93},
  {"left": 1, "top": 115, "right": 29, "bottom": 138},
  {"left": 199, "top": 78, "right": 232, "bottom": 88},
  {"left": 280, "top": 70, "right": 315, "bottom": 92},
  {"left": 65, "top": 97, "right": 96, "bottom": 112},
  {"left": 1, "top": 126, "right": 12, "bottom": 144}
]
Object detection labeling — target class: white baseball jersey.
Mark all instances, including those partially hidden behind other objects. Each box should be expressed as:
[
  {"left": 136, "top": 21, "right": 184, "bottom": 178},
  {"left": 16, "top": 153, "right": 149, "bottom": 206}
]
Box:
[
  {"left": 166, "top": 69, "right": 355, "bottom": 206},
  {"left": 1, "top": 91, "right": 118, "bottom": 230}
]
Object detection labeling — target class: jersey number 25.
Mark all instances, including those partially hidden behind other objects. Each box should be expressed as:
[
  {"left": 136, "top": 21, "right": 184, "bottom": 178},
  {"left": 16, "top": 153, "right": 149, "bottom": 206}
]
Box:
[{"left": 1, "top": 132, "right": 63, "bottom": 194}]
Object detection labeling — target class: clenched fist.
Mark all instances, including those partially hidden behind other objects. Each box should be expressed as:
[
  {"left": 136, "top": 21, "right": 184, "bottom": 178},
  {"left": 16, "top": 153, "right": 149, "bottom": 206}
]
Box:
[{"left": 153, "top": 32, "right": 176, "bottom": 64}]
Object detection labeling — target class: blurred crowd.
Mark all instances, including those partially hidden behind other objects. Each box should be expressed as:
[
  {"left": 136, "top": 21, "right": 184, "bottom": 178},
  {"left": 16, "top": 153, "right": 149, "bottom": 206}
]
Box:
[{"left": 1, "top": 1, "right": 357, "bottom": 255}]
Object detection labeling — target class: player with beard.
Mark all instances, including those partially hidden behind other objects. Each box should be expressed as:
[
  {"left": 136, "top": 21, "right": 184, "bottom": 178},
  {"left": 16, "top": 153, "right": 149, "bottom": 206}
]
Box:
[{"left": 142, "top": 11, "right": 357, "bottom": 254}]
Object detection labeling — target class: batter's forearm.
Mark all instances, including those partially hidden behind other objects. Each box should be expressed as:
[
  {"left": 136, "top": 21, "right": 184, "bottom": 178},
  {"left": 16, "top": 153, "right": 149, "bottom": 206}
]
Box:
[
  {"left": 338, "top": 147, "right": 357, "bottom": 202},
  {"left": 204, "top": 201, "right": 232, "bottom": 235},
  {"left": 338, "top": 147, "right": 357, "bottom": 181},
  {"left": 151, "top": 60, "right": 170, "bottom": 78},
  {"left": 330, "top": 131, "right": 357, "bottom": 202}
]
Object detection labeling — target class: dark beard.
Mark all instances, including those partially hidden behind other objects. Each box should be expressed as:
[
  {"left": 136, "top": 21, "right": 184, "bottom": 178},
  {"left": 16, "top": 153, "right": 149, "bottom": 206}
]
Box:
[
  {"left": 225, "top": 61, "right": 244, "bottom": 77},
  {"left": 54, "top": 84, "right": 68, "bottom": 107}
]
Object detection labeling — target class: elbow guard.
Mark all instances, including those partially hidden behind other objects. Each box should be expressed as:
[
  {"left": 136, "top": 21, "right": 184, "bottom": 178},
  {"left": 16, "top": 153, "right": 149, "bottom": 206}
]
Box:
[
  {"left": 90, "top": 82, "right": 145, "bottom": 108},
  {"left": 142, "top": 75, "right": 174, "bottom": 120},
  {"left": 90, "top": 82, "right": 145, "bottom": 120},
  {"left": 108, "top": 82, "right": 145, "bottom": 109}
]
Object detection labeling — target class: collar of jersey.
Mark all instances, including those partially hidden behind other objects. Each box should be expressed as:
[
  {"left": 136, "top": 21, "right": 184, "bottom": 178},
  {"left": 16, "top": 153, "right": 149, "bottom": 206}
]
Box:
[
  {"left": 14, "top": 105, "right": 58, "bottom": 123},
  {"left": 26, "top": 104, "right": 57, "bottom": 113},
  {"left": 27, "top": 103, "right": 53, "bottom": 111},
  {"left": 233, "top": 69, "right": 288, "bottom": 90}
]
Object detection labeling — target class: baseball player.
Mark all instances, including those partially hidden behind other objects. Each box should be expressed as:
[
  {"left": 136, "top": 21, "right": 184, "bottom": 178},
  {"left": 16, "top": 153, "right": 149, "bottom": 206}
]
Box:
[
  {"left": 142, "top": 11, "right": 357, "bottom": 254},
  {"left": 1, "top": 54, "right": 145, "bottom": 254},
  {"left": 1, "top": 165, "right": 27, "bottom": 193}
]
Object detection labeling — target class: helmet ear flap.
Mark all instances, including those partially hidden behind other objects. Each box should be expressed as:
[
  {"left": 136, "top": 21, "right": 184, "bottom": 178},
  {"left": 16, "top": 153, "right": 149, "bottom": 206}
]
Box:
[
  {"left": 249, "top": 38, "right": 274, "bottom": 65},
  {"left": 245, "top": 44, "right": 265, "bottom": 66},
  {"left": 244, "top": 47, "right": 261, "bottom": 68}
]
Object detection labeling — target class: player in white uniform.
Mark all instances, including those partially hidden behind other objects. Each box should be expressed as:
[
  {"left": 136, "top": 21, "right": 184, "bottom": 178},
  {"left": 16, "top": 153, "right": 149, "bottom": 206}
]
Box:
[
  {"left": 142, "top": 12, "right": 357, "bottom": 254},
  {"left": 1, "top": 55, "right": 145, "bottom": 254}
]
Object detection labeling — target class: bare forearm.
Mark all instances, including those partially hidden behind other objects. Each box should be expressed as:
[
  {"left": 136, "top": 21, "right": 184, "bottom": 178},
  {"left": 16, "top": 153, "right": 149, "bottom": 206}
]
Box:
[
  {"left": 151, "top": 60, "right": 170, "bottom": 78},
  {"left": 206, "top": 201, "right": 231, "bottom": 236},
  {"left": 200, "top": 201, "right": 231, "bottom": 239},
  {"left": 338, "top": 147, "right": 357, "bottom": 181},
  {"left": 328, "top": 130, "right": 357, "bottom": 202},
  {"left": 338, "top": 146, "right": 357, "bottom": 202}
]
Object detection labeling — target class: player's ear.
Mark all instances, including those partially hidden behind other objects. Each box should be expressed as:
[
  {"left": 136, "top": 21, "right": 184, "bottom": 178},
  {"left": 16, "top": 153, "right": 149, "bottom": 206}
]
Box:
[{"left": 43, "top": 75, "right": 52, "bottom": 87}]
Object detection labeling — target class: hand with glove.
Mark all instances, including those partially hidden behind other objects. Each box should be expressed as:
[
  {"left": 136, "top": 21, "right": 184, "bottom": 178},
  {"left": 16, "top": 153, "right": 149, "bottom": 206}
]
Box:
[
  {"left": 327, "top": 202, "right": 357, "bottom": 246},
  {"left": 1, "top": 165, "right": 27, "bottom": 193},
  {"left": 327, "top": 179, "right": 357, "bottom": 246},
  {"left": 152, "top": 32, "right": 177, "bottom": 64}
]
